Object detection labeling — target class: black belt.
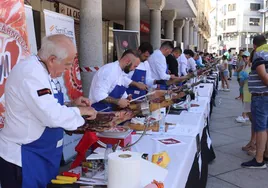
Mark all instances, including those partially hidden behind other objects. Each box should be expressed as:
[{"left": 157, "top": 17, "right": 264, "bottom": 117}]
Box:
[{"left": 252, "top": 93, "right": 268, "bottom": 97}]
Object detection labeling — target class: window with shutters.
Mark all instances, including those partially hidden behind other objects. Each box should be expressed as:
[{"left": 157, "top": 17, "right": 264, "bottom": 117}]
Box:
[
  {"left": 228, "top": 4, "right": 236, "bottom": 11},
  {"left": 249, "top": 18, "right": 260, "bottom": 26},
  {"left": 223, "top": 19, "right": 226, "bottom": 31},
  {"left": 250, "top": 3, "right": 261, "bottom": 11},
  {"left": 227, "top": 18, "right": 236, "bottom": 26}
]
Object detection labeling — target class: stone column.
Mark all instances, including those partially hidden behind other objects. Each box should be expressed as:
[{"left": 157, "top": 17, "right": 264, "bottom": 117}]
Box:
[
  {"left": 200, "top": 35, "right": 203, "bottom": 51},
  {"left": 125, "top": 0, "right": 140, "bottom": 44},
  {"left": 205, "top": 39, "right": 208, "bottom": 52},
  {"left": 204, "top": 38, "right": 207, "bottom": 52},
  {"left": 174, "top": 27, "right": 178, "bottom": 45},
  {"left": 198, "top": 32, "right": 202, "bottom": 51},
  {"left": 189, "top": 19, "right": 194, "bottom": 49},
  {"left": 197, "top": 32, "right": 200, "bottom": 50},
  {"left": 174, "top": 19, "right": 185, "bottom": 47},
  {"left": 146, "top": 0, "right": 165, "bottom": 49},
  {"left": 193, "top": 25, "right": 198, "bottom": 48},
  {"left": 183, "top": 18, "right": 190, "bottom": 49},
  {"left": 201, "top": 35, "right": 204, "bottom": 51},
  {"left": 80, "top": 0, "right": 103, "bottom": 97},
  {"left": 162, "top": 10, "right": 177, "bottom": 40}
]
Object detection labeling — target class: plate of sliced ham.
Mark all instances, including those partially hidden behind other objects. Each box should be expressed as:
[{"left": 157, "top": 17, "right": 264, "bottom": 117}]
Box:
[{"left": 99, "top": 126, "right": 130, "bottom": 137}]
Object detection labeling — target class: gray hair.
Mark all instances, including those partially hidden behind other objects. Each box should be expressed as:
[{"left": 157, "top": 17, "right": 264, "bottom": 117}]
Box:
[{"left": 38, "top": 34, "right": 72, "bottom": 63}]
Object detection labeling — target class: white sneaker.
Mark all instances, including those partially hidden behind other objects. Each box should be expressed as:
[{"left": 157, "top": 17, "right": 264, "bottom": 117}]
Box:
[
  {"left": 236, "top": 116, "right": 246, "bottom": 123},
  {"left": 219, "top": 88, "right": 225, "bottom": 91},
  {"left": 224, "top": 88, "right": 230, "bottom": 92},
  {"left": 237, "top": 116, "right": 249, "bottom": 121}
]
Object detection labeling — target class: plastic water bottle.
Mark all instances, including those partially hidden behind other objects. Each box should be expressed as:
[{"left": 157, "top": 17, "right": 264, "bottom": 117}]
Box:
[
  {"left": 104, "top": 144, "right": 113, "bottom": 181},
  {"left": 159, "top": 112, "right": 165, "bottom": 134},
  {"left": 194, "top": 87, "right": 199, "bottom": 102}
]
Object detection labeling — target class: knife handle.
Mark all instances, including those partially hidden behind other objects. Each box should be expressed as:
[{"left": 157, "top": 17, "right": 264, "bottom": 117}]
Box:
[{"left": 62, "top": 172, "right": 80, "bottom": 179}]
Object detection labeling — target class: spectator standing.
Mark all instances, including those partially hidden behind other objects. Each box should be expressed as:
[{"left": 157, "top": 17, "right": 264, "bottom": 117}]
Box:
[
  {"left": 240, "top": 50, "right": 256, "bottom": 157},
  {"left": 219, "top": 55, "right": 230, "bottom": 91},
  {"left": 232, "top": 52, "right": 238, "bottom": 70},
  {"left": 227, "top": 49, "right": 233, "bottom": 80},
  {"left": 235, "top": 50, "right": 245, "bottom": 100},
  {"left": 242, "top": 35, "right": 268, "bottom": 169},
  {"left": 236, "top": 51, "right": 251, "bottom": 123}
]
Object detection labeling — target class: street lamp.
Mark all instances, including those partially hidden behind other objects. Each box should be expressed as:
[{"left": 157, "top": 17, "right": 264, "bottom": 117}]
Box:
[{"left": 258, "top": 8, "right": 268, "bottom": 36}]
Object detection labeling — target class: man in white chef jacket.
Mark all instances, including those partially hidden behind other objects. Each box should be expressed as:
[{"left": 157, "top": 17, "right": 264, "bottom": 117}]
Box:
[
  {"left": 184, "top": 49, "right": 197, "bottom": 73},
  {"left": 178, "top": 50, "right": 188, "bottom": 76},
  {"left": 0, "top": 34, "right": 97, "bottom": 188},
  {"left": 126, "top": 42, "right": 157, "bottom": 99},
  {"left": 148, "top": 41, "right": 185, "bottom": 89},
  {"left": 89, "top": 49, "right": 141, "bottom": 112}
]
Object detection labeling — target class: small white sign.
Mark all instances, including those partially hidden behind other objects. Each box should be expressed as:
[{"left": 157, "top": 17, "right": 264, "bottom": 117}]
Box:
[{"left": 56, "top": 139, "right": 63, "bottom": 148}]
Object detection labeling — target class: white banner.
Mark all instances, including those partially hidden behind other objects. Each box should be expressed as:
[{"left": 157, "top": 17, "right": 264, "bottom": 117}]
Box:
[
  {"left": 44, "top": 9, "right": 76, "bottom": 47},
  {"left": 24, "top": 5, "right": 37, "bottom": 55},
  {"left": 43, "top": 9, "right": 82, "bottom": 163}
]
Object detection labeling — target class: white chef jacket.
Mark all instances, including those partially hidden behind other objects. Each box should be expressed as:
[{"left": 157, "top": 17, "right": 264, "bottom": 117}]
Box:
[
  {"left": 0, "top": 55, "right": 84, "bottom": 167},
  {"left": 188, "top": 57, "right": 197, "bottom": 72},
  {"left": 89, "top": 61, "right": 131, "bottom": 104},
  {"left": 148, "top": 50, "right": 170, "bottom": 80},
  {"left": 178, "top": 53, "right": 188, "bottom": 76},
  {"left": 127, "top": 61, "right": 156, "bottom": 88}
]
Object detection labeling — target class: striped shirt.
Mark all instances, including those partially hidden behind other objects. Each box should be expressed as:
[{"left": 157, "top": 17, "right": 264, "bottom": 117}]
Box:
[
  {"left": 232, "top": 55, "right": 237, "bottom": 65},
  {"left": 248, "top": 50, "right": 268, "bottom": 93}
]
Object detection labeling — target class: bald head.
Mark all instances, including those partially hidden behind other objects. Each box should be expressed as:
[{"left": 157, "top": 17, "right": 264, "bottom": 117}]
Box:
[{"left": 38, "top": 34, "right": 77, "bottom": 78}]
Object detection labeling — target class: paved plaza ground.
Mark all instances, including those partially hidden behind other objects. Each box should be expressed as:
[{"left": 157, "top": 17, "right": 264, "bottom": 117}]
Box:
[{"left": 207, "top": 79, "right": 268, "bottom": 188}]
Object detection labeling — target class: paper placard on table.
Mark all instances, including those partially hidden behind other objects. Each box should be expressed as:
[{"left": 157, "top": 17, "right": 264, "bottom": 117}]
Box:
[{"left": 152, "top": 137, "right": 185, "bottom": 146}]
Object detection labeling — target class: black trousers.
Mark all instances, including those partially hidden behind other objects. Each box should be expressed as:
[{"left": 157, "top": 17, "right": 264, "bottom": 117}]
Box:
[{"left": 0, "top": 157, "right": 22, "bottom": 188}]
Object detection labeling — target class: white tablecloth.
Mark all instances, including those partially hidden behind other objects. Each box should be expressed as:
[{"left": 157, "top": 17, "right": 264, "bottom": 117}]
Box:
[
  {"left": 129, "top": 81, "right": 216, "bottom": 188},
  {"left": 132, "top": 135, "right": 196, "bottom": 188},
  {"left": 197, "top": 83, "right": 214, "bottom": 98},
  {"left": 190, "top": 96, "right": 211, "bottom": 121},
  {"left": 131, "top": 97, "right": 212, "bottom": 188}
]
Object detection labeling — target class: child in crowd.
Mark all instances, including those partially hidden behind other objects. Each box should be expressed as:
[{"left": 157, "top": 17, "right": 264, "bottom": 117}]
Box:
[
  {"left": 218, "top": 55, "right": 230, "bottom": 91},
  {"left": 236, "top": 51, "right": 251, "bottom": 123},
  {"left": 240, "top": 50, "right": 256, "bottom": 156}
]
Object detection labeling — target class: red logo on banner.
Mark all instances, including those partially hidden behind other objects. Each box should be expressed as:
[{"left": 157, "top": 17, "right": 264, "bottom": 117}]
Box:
[
  {"left": 0, "top": 0, "right": 29, "bottom": 128},
  {"left": 64, "top": 54, "right": 83, "bottom": 100},
  {"left": 122, "top": 41, "right": 129, "bottom": 48},
  {"left": 140, "top": 21, "right": 150, "bottom": 33}
]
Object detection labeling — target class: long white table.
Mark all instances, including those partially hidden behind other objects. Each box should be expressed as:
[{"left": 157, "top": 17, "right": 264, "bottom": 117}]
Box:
[
  {"left": 132, "top": 135, "right": 196, "bottom": 188},
  {"left": 131, "top": 86, "right": 215, "bottom": 188},
  {"left": 197, "top": 83, "right": 214, "bottom": 98}
]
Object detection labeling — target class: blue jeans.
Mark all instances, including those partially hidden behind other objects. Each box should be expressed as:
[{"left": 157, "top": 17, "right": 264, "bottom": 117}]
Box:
[
  {"left": 251, "top": 96, "right": 268, "bottom": 132},
  {"left": 223, "top": 70, "right": 228, "bottom": 77}
]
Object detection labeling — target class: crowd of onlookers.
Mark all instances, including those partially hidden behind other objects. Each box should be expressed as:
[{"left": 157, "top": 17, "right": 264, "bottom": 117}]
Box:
[{"left": 218, "top": 35, "right": 268, "bottom": 169}]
